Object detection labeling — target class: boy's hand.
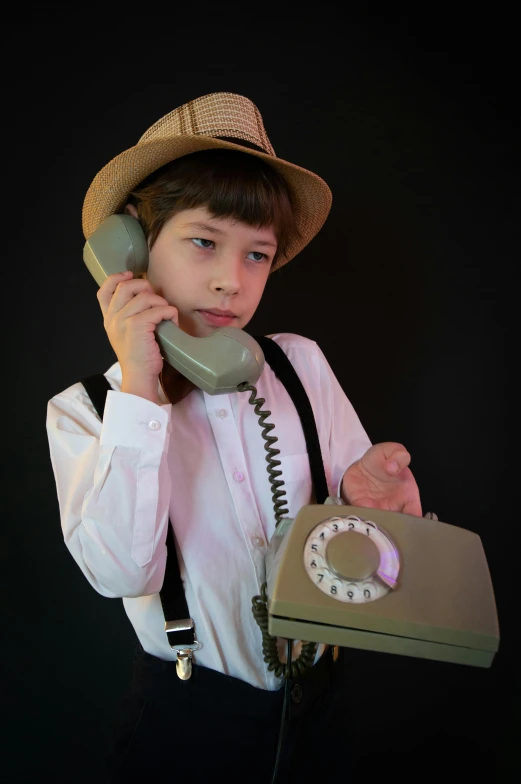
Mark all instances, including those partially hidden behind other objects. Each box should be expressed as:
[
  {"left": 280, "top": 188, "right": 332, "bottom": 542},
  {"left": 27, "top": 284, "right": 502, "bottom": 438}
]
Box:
[
  {"left": 97, "top": 271, "right": 179, "bottom": 399},
  {"left": 341, "top": 442, "right": 422, "bottom": 517}
]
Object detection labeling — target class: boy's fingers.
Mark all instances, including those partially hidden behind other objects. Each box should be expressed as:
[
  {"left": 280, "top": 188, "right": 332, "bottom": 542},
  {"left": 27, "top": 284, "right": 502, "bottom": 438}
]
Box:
[
  {"left": 112, "top": 291, "right": 172, "bottom": 320},
  {"left": 96, "top": 271, "right": 132, "bottom": 311},
  {"left": 132, "top": 305, "right": 179, "bottom": 328},
  {"left": 384, "top": 445, "right": 411, "bottom": 475},
  {"left": 97, "top": 273, "right": 153, "bottom": 314}
]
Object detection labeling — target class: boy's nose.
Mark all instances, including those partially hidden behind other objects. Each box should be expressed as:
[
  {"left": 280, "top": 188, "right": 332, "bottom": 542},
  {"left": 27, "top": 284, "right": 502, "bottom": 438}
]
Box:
[{"left": 210, "top": 258, "right": 242, "bottom": 295}]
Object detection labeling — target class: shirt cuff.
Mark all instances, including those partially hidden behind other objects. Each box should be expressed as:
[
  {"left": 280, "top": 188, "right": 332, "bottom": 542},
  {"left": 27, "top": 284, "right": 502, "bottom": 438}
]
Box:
[
  {"left": 101, "top": 391, "right": 172, "bottom": 451},
  {"left": 337, "top": 467, "right": 348, "bottom": 501}
]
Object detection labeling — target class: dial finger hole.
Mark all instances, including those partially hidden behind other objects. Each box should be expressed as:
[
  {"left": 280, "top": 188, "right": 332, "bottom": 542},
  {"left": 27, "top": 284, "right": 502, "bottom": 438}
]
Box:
[
  {"left": 307, "top": 553, "right": 326, "bottom": 571},
  {"left": 314, "top": 568, "right": 330, "bottom": 588},
  {"left": 328, "top": 578, "right": 343, "bottom": 599},
  {"left": 325, "top": 517, "right": 346, "bottom": 535},
  {"left": 345, "top": 583, "right": 361, "bottom": 602},
  {"left": 308, "top": 537, "right": 327, "bottom": 557}
]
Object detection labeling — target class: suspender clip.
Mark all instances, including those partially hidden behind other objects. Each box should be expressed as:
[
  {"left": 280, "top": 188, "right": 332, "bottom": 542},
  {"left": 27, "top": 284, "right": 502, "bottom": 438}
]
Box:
[
  {"left": 165, "top": 619, "right": 200, "bottom": 680},
  {"left": 176, "top": 649, "right": 194, "bottom": 680}
]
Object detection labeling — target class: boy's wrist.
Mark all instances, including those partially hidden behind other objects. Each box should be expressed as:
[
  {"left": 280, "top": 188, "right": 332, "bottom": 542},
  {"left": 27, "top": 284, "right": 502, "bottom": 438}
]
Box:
[{"left": 121, "top": 373, "right": 159, "bottom": 404}]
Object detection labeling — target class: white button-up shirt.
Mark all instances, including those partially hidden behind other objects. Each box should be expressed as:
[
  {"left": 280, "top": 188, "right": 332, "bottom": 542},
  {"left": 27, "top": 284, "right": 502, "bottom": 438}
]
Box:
[{"left": 46, "top": 333, "right": 371, "bottom": 690}]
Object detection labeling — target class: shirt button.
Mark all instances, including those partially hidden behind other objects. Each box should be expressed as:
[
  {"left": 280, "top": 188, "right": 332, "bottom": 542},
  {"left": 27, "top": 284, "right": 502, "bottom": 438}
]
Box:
[
  {"left": 233, "top": 471, "right": 245, "bottom": 482},
  {"left": 291, "top": 684, "right": 303, "bottom": 703},
  {"left": 148, "top": 420, "right": 161, "bottom": 430},
  {"left": 216, "top": 408, "right": 228, "bottom": 419},
  {"left": 252, "top": 536, "right": 265, "bottom": 548}
]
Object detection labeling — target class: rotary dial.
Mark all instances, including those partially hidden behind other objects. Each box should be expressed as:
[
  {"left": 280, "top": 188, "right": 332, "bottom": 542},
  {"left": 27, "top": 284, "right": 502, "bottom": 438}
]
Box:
[{"left": 303, "top": 515, "right": 400, "bottom": 603}]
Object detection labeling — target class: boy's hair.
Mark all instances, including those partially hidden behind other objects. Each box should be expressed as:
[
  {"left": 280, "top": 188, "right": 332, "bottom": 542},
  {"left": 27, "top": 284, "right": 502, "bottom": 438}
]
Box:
[{"left": 125, "top": 149, "right": 301, "bottom": 268}]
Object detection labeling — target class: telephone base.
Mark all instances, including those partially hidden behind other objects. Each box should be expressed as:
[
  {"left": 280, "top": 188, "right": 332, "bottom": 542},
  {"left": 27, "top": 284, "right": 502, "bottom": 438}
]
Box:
[{"left": 268, "top": 616, "right": 495, "bottom": 668}]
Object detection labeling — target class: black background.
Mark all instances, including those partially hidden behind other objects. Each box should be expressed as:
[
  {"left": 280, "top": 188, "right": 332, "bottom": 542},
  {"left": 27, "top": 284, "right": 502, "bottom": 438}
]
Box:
[{"left": 4, "top": 8, "right": 518, "bottom": 783}]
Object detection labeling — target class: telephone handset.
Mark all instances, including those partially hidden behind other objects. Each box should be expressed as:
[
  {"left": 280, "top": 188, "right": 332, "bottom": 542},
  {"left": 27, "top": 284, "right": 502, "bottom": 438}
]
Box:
[{"left": 83, "top": 214, "right": 265, "bottom": 395}]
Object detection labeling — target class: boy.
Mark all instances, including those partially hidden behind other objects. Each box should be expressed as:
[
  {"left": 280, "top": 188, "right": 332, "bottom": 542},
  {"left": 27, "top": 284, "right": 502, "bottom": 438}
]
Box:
[{"left": 46, "top": 92, "right": 422, "bottom": 782}]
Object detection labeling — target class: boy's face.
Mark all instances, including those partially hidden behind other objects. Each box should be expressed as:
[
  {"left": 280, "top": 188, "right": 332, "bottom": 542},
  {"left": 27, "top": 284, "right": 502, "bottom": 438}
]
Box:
[{"left": 145, "top": 207, "right": 276, "bottom": 338}]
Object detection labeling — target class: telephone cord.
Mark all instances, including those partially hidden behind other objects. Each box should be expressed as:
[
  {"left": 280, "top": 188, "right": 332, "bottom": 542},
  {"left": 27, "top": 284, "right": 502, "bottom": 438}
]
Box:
[
  {"left": 238, "top": 382, "right": 289, "bottom": 525},
  {"left": 238, "top": 382, "right": 318, "bottom": 679},
  {"left": 271, "top": 639, "right": 292, "bottom": 784}
]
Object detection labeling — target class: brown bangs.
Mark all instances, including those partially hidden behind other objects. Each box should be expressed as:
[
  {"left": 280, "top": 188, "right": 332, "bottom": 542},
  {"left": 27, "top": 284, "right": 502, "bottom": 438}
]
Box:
[{"left": 125, "top": 148, "right": 300, "bottom": 267}]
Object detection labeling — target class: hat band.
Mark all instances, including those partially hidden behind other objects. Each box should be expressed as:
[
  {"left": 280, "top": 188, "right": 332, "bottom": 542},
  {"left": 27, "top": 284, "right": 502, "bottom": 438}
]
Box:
[{"left": 217, "top": 136, "right": 271, "bottom": 155}]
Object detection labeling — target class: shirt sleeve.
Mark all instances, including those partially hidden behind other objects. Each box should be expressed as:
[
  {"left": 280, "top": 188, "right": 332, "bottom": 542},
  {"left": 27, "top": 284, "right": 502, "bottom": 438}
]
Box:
[
  {"left": 315, "top": 342, "right": 372, "bottom": 498},
  {"left": 46, "top": 385, "right": 173, "bottom": 598}
]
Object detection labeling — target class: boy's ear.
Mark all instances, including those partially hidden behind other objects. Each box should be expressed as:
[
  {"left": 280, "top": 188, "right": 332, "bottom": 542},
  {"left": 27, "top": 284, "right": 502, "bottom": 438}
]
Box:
[{"left": 124, "top": 203, "right": 139, "bottom": 219}]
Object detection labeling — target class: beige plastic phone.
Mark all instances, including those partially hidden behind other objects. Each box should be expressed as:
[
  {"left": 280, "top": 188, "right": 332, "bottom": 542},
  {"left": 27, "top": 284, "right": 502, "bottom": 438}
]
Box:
[
  {"left": 267, "top": 505, "right": 500, "bottom": 667},
  {"left": 83, "top": 214, "right": 264, "bottom": 394}
]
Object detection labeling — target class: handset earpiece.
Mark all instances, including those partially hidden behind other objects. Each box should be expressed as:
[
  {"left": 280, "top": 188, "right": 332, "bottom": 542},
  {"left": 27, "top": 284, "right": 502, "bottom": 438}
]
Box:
[{"left": 83, "top": 214, "right": 149, "bottom": 285}]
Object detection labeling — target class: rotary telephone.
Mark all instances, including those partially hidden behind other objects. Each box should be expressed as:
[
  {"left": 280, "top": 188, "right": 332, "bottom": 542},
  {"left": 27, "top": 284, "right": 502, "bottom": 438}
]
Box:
[
  {"left": 84, "top": 214, "right": 500, "bottom": 671},
  {"left": 266, "top": 504, "right": 499, "bottom": 668}
]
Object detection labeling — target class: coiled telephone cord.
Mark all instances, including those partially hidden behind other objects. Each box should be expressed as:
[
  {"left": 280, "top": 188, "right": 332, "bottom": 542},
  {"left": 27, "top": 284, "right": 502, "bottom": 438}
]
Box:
[
  {"left": 238, "top": 382, "right": 318, "bottom": 679},
  {"left": 238, "top": 382, "right": 288, "bottom": 524},
  {"left": 251, "top": 583, "right": 318, "bottom": 678}
]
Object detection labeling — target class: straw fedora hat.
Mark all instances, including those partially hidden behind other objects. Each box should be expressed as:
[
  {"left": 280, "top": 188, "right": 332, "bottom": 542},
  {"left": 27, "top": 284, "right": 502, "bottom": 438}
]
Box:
[{"left": 82, "top": 92, "right": 332, "bottom": 271}]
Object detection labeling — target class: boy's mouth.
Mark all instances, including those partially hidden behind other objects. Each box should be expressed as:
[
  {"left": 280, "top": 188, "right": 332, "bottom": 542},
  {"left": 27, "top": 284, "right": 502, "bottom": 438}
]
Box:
[{"left": 197, "top": 309, "right": 238, "bottom": 327}]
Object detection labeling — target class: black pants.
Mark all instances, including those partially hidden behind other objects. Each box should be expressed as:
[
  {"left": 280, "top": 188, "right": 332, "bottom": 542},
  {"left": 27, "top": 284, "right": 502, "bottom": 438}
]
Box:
[{"left": 106, "top": 644, "right": 352, "bottom": 783}]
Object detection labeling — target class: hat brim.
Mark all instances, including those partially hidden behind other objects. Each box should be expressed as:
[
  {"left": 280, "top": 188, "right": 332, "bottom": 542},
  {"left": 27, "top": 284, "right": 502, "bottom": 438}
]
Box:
[{"left": 82, "top": 136, "right": 332, "bottom": 270}]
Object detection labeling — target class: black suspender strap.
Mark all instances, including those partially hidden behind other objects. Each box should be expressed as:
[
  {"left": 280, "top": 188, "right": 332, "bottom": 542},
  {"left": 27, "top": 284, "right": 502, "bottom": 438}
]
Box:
[
  {"left": 80, "top": 373, "right": 112, "bottom": 420},
  {"left": 80, "top": 336, "right": 328, "bottom": 651},
  {"left": 80, "top": 374, "right": 195, "bottom": 650},
  {"left": 159, "top": 526, "right": 196, "bottom": 648},
  {"left": 255, "top": 336, "right": 330, "bottom": 505}
]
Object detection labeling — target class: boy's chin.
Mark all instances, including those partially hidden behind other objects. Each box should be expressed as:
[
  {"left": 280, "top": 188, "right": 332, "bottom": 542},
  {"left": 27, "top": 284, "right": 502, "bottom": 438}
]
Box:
[{"left": 181, "top": 322, "right": 222, "bottom": 339}]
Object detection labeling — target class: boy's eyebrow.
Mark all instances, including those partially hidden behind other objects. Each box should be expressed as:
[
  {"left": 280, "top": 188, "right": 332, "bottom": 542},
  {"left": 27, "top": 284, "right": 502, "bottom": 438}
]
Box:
[{"left": 179, "top": 221, "right": 277, "bottom": 249}]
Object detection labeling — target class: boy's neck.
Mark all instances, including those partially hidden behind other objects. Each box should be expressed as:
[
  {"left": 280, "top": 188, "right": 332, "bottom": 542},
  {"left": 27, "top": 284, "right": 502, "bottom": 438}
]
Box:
[{"left": 160, "top": 363, "right": 196, "bottom": 405}]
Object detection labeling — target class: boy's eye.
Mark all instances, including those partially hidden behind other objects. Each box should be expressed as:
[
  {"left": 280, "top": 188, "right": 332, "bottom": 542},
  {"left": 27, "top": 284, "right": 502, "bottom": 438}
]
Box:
[
  {"left": 192, "top": 238, "right": 268, "bottom": 263},
  {"left": 248, "top": 251, "right": 268, "bottom": 263}
]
